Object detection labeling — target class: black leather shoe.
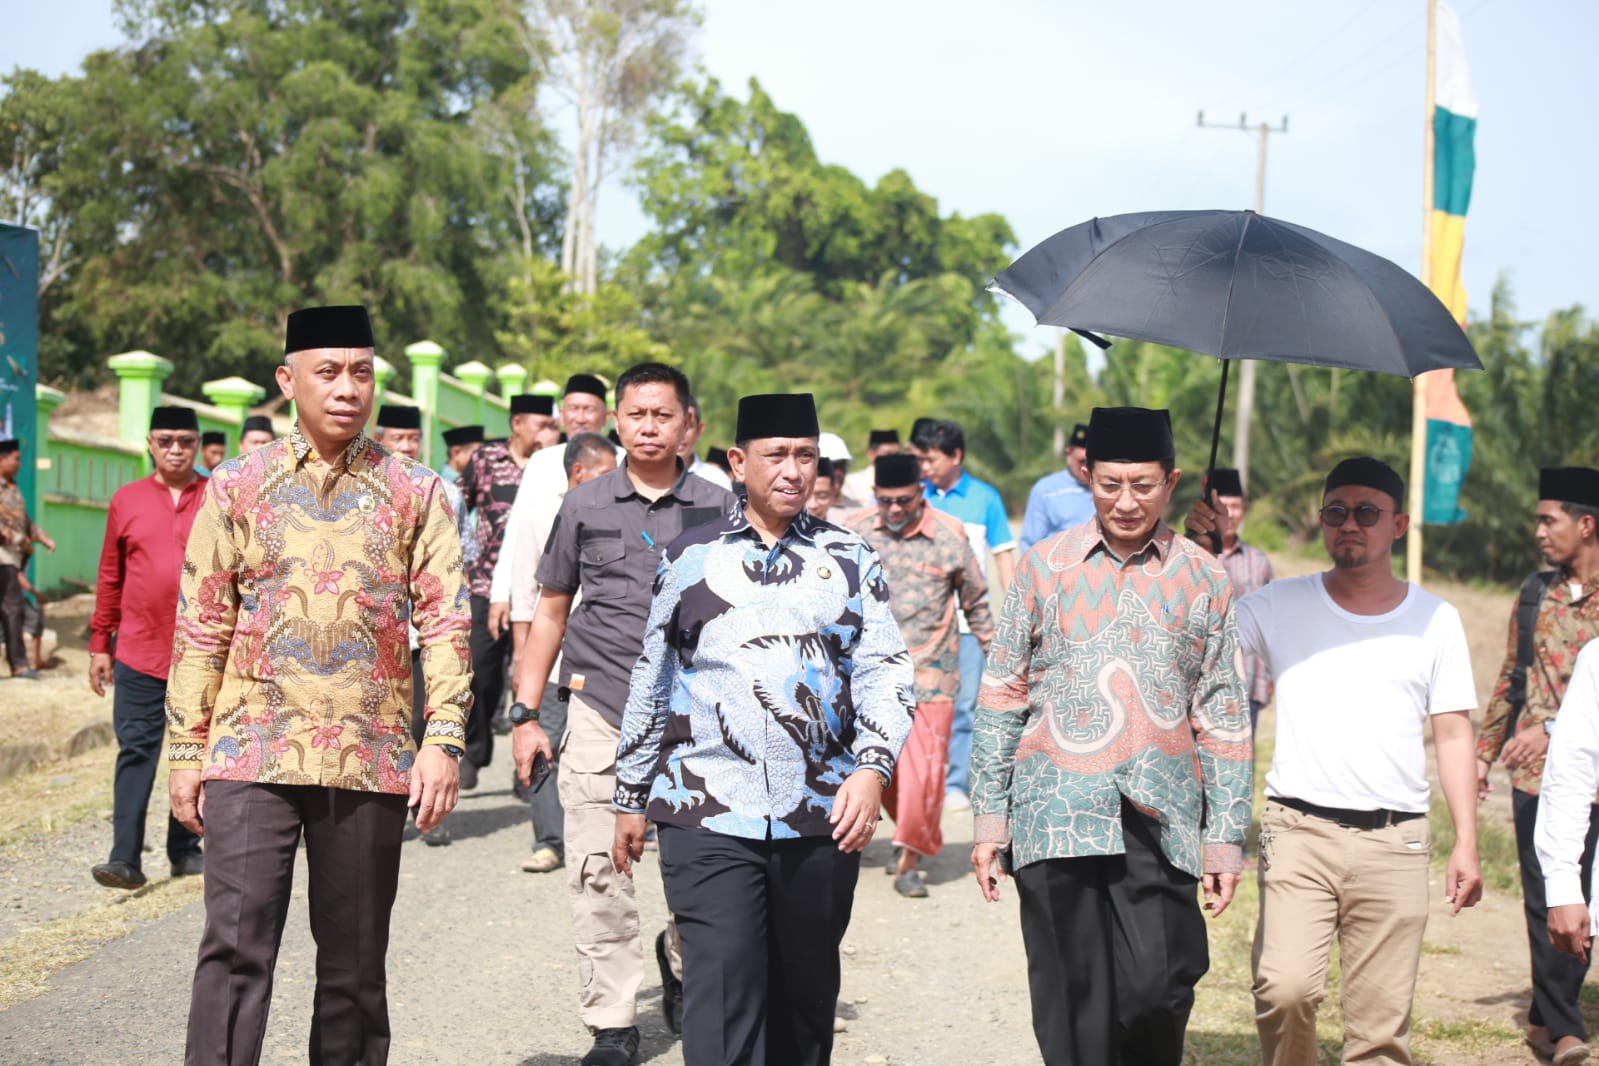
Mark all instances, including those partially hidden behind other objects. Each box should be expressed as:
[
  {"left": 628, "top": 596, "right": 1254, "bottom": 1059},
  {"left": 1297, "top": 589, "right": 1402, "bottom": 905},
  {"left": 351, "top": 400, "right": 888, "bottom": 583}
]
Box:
[
  {"left": 92, "top": 861, "right": 147, "bottom": 890},
  {"left": 458, "top": 759, "right": 479, "bottom": 791},
  {"left": 421, "top": 825, "right": 452, "bottom": 847},
  {"left": 581, "top": 1027, "right": 639, "bottom": 1066},
  {"left": 656, "top": 930, "right": 683, "bottom": 1035},
  {"left": 170, "top": 853, "right": 205, "bottom": 878}
]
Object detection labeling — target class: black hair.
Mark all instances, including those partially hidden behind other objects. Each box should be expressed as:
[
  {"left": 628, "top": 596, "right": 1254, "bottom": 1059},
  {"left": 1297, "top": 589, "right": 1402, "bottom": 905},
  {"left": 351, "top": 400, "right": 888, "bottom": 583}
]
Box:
[
  {"left": 614, "top": 362, "right": 692, "bottom": 411},
  {"left": 910, "top": 419, "right": 964, "bottom": 460},
  {"left": 1561, "top": 501, "right": 1599, "bottom": 530},
  {"left": 563, "top": 432, "right": 614, "bottom": 479}
]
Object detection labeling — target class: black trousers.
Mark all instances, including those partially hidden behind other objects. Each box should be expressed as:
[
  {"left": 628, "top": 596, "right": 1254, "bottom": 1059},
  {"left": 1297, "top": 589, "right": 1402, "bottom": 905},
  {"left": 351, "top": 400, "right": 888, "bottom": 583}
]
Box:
[
  {"left": 110, "top": 662, "right": 201, "bottom": 867},
  {"left": 466, "top": 594, "right": 509, "bottom": 768},
  {"left": 0, "top": 563, "right": 24, "bottom": 672},
  {"left": 1014, "top": 799, "right": 1209, "bottom": 1066},
  {"left": 185, "top": 782, "right": 408, "bottom": 1066},
  {"left": 658, "top": 825, "right": 860, "bottom": 1066},
  {"left": 1513, "top": 787, "right": 1599, "bottom": 1041}
]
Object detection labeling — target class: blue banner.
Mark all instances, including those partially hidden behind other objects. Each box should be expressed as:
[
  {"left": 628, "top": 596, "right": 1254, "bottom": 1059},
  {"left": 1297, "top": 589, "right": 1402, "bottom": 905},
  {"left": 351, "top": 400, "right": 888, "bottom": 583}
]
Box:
[
  {"left": 1423, "top": 418, "right": 1472, "bottom": 525},
  {"left": 0, "top": 224, "right": 39, "bottom": 512}
]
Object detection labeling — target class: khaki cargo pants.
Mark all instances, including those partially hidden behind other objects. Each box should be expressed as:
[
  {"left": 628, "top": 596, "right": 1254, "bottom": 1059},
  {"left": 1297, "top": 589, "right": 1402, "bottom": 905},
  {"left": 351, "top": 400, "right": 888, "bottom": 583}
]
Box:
[{"left": 560, "top": 693, "right": 681, "bottom": 1030}]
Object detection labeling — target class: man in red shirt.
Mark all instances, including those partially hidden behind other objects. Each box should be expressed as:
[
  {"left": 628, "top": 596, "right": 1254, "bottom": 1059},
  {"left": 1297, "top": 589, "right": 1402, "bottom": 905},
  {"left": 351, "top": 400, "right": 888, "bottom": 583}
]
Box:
[{"left": 88, "top": 405, "right": 209, "bottom": 889}]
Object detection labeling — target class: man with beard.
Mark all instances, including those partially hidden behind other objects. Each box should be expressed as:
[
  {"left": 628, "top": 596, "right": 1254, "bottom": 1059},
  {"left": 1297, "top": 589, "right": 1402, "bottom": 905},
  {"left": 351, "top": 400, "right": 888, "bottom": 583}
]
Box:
[
  {"left": 841, "top": 428, "right": 901, "bottom": 506},
  {"left": 511, "top": 364, "right": 734, "bottom": 1066},
  {"left": 614, "top": 392, "right": 914, "bottom": 1066},
  {"left": 1189, "top": 456, "right": 1483, "bottom": 1066},
  {"left": 1479, "top": 467, "right": 1599, "bottom": 1064}
]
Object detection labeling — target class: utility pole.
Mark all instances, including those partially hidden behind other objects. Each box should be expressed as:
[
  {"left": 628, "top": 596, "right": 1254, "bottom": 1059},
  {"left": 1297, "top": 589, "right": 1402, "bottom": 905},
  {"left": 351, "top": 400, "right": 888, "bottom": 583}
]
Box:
[{"left": 1196, "top": 110, "right": 1289, "bottom": 491}]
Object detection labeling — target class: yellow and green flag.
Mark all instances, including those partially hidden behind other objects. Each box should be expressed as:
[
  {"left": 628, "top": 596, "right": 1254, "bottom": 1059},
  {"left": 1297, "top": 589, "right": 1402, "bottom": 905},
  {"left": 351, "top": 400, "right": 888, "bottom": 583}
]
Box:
[{"left": 1422, "top": 0, "right": 1477, "bottom": 525}]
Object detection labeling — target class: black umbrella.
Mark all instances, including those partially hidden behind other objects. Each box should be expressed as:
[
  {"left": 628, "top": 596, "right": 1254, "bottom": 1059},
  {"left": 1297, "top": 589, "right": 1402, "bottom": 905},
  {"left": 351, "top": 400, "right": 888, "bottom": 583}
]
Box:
[{"left": 993, "top": 209, "right": 1482, "bottom": 534}]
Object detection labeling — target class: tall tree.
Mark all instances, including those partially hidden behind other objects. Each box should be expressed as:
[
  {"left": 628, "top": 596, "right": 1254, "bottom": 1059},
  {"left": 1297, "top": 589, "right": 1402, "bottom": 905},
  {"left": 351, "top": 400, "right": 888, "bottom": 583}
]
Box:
[
  {"left": 0, "top": 70, "right": 76, "bottom": 296},
  {"left": 30, "top": 0, "right": 555, "bottom": 391},
  {"left": 517, "top": 0, "right": 698, "bottom": 295}
]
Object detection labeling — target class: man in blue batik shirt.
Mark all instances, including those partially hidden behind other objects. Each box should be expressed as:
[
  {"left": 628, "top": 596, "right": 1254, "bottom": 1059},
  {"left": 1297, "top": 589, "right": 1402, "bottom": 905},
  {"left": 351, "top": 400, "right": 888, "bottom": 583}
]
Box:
[
  {"left": 910, "top": 418, "right": 1016, "bottom": 812},
  {"left": 614, "top": 392, "right": 915, "bottom": 1066},
  {"left": 1019, "top": 421, "right": 1096, "bottom": 553}
]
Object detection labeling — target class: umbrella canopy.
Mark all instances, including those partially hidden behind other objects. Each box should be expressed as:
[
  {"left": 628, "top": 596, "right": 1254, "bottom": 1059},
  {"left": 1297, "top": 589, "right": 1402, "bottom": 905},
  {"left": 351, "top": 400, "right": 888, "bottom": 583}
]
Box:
[{"left": 994, "top": 209, "right": 1482, "bottom": 377}]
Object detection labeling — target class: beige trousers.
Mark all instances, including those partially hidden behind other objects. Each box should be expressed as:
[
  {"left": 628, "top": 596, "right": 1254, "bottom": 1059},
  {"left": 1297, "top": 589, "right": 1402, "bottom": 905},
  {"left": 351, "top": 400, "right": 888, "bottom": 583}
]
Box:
[
  {"left": 559, "top": 693, "right": 681, "bottom": 1030},
  {"left": 1252, "top": 800, "right": 1432, "bottom": 1066}
]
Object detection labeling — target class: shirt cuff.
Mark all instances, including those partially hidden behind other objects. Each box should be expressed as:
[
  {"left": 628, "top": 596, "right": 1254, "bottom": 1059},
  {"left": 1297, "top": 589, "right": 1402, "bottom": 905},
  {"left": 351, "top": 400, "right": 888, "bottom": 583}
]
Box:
[
  {"left": 614, "top": 782, "right": 649, "bottom": 813},
  {"left": 167, "top": 739, "right": 206, "bottom": 770},
  {"left": 1204, "top": 842, "right": 1245, "bottom": 876},
  {"left": 421, "top": 717, "right": 467, "bottom": 747},
  {"left": 974, "top": 814, "right": 1010, "bottom": 846},
  {"left": 88, "top": 634, "right": 112, "bottom": 655},
  {"left": 1546, "top": 872, "right": 1587, "bottom": 910},
  {"left": 854, "top": 747, "right": 895, "bottom": 789}
]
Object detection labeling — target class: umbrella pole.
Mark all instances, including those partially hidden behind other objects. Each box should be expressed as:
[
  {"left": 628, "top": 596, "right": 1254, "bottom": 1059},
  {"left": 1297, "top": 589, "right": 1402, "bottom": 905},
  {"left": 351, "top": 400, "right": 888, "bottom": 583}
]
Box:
[{"left": 1202, "top": 359, "right": 1231, "bottom": 554}]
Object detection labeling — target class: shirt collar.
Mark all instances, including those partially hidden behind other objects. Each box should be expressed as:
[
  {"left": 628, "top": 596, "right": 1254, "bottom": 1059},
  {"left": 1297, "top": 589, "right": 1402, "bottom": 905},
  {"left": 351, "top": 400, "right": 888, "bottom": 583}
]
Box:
[
  {"left": 725, "top": 497, "right": 822, "bottom": 545},
  {"left": 924, "top": 470, "right": 970, "bottom": 499},
  {"left": 290, "top": 423, "right": 369, "bottom": 472},
  {"left": 1221, "top": 537, "right": 1250, "bottom": 558},
  {"left": 609, "top": 458, "right": 693, "bottom": 502}
]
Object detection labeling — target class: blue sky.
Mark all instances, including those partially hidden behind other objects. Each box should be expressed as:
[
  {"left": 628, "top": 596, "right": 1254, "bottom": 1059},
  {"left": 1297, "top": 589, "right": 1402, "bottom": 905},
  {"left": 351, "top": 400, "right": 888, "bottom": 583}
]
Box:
[{"left": 7, "top": 0, "right": 1595, "bottom": 360}]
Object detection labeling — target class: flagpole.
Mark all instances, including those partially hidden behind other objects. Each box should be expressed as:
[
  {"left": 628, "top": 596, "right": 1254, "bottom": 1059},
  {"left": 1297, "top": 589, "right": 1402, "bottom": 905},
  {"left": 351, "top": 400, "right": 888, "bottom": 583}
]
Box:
[{"left": 1407, "top": 0, "right": 1438, "bottom": 585}]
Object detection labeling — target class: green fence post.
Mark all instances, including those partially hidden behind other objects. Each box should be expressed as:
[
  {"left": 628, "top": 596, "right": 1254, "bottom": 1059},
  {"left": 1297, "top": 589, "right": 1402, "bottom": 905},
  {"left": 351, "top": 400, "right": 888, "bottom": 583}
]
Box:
[
  {"left": 407, "top": 340, "right": 446, "bottom": 468},
  {"left": 495, "top": 364, "right": 528, "bottom": 404},
  {"left": 200, "top": 376, "right": 267, "bottom": 448},
  {"left": 453, "top": 361, "right": 493, "bottom": 428},
  {"left": 34, "top": 385, "right": 64, "bottom": 585},
  {"left": 107, "top": 351, "right": 174, "bottom": 469}
]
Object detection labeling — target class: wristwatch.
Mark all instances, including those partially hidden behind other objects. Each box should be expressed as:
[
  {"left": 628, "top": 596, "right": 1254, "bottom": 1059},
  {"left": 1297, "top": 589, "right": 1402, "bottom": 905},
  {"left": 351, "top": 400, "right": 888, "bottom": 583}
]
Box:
[
  {"left": 439, "top": 744, "right": 465, "bottom": 760},
  {"left": 509, "top": 701, "right": 540, "bottom": 726},
  {"left": 1544, "top": 719, "right": 1556, "bottom": 737}
]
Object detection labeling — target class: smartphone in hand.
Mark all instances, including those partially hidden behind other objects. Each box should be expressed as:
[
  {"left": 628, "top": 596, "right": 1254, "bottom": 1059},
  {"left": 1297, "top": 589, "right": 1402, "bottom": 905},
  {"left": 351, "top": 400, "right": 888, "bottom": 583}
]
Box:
[{"left": 528, "top": 750, "right": 552, "bottom": 792}]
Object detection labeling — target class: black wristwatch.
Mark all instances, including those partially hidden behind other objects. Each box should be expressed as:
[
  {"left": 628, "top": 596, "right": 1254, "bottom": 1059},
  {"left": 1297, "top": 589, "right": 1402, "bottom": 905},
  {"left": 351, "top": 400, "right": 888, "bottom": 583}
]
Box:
[
  {"left": 508, "top": 701, "right": 540, "bottom": 726},
  {"left": 439, "top": 744, "right": 464, "bottom": 760}
]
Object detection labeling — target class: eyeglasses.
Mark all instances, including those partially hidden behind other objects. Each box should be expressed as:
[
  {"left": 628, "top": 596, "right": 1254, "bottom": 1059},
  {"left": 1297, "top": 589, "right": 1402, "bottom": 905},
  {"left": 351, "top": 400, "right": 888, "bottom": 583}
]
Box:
[
  {"left": 1092, "top": 479, "right": 1167, "bottom": 501},
  {"left": 152, "top": 435, "right": 199, "bottom": 450},
  {"left": 1319, "top": 503, "right": 1390, "bottom": 528},
  {"left": 875, "top": 493, "right": 919, "bottom": 508}
]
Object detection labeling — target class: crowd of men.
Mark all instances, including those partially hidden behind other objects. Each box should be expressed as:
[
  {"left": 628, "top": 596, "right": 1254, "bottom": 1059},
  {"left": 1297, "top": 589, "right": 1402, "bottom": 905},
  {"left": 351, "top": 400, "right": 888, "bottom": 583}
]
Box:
[{"left": 66, "top": 302, "right": 1599, "bottom": 1066}]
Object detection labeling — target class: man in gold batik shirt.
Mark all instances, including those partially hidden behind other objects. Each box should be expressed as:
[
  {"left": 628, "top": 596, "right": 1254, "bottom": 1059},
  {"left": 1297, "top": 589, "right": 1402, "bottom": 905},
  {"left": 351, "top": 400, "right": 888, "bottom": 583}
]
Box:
[{"left": 166, "top": 305, "right": 472, "bottom": 1066}]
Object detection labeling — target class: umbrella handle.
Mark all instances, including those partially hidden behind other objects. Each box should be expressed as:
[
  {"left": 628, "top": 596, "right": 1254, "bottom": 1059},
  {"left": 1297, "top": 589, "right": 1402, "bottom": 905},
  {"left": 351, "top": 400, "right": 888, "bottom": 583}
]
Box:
[{"left": 1199, "top": 359, "right": 1230, "bottom": 555}]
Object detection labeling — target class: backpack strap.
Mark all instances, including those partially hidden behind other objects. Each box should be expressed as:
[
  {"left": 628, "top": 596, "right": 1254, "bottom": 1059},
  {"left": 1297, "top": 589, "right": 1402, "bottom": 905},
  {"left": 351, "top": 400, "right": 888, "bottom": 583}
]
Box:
[{"left": 1503, "top": 570, "right": 1558, "bottom": 743}]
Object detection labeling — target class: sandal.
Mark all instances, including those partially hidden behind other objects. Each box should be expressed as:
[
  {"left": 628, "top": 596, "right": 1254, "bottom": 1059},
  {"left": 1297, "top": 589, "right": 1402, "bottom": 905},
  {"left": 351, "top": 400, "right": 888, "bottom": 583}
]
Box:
[{"left": 521, "top": 847, "right": 563, "bottom": 873}]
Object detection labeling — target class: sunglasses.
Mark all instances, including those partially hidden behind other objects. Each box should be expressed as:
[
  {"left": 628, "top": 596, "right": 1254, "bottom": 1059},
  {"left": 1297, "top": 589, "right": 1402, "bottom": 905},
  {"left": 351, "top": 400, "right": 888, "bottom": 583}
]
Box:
[
  {"left": 1319, "top": 503, "right": 1389, "bottom": 528},
  {"left": 875, "top": 493, "right": 919, "bottom": 508},
  {"left": 1091, "top": 479, "right": 1167, "bottom": 501},
  {"left": 152, "top": 435, "right": 199, "bottom": 450}
]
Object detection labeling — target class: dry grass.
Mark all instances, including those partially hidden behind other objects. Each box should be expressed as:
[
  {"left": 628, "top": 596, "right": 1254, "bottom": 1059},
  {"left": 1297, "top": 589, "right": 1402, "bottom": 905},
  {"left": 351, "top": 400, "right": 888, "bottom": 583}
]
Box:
[{"left": 0, "top": 873, "right": 204, "bottom": 1010}]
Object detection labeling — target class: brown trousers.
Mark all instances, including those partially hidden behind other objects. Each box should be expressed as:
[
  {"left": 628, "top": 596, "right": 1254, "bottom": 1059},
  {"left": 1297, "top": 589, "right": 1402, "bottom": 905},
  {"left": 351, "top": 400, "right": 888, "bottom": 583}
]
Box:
[
  {"left": 185, "top": 781, "right": 408, "bottom": 1066},
  {"left": 1252, "top": 800, "right": 1432, "bottom": 1066}
]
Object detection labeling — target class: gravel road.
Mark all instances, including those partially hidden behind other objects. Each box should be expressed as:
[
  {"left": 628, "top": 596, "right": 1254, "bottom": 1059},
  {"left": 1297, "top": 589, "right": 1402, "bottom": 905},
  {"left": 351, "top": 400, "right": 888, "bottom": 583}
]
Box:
[{"left": 0, "top": 778, "right": 1042, "bottom": 1065}]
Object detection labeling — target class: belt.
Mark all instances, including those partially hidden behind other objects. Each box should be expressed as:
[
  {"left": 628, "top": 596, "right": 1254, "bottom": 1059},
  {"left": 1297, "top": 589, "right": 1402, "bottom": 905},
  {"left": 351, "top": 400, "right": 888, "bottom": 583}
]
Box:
[{"left": 1272, "top": 796, "right": 1425, "bottom": 831}]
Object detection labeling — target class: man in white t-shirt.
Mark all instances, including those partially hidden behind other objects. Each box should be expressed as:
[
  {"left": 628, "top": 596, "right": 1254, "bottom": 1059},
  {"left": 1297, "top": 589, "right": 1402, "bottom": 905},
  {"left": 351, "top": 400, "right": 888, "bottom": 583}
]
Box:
[
  {"left": 1538, "top": 641, "right": 1599, "bottom": 969},
  {"left": 1189, "top": 456, "right": 1483, "bottom": 1066}
]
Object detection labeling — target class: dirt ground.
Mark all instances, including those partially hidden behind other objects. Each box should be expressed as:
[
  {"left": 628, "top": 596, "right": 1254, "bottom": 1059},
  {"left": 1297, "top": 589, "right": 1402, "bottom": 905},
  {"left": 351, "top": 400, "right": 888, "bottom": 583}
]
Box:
[{"left": 0, "top": 560, "right": 1584, "bottom": 1065}]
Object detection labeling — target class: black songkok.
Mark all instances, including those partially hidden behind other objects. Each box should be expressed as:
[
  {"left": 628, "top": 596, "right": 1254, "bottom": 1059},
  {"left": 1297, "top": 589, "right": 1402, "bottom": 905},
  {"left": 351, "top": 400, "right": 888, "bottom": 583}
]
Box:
[
  {"left": 510, "top": 394, "right": 554, "bottom": 417},
  {"left": 706, "top": 446, "right": 730, "bottom": 470},
  {"left": 816, "top": 458, "right": 835, "bottom": 480},
  {"left": 1086, "top": 407, "right": 1174, "bottom": 464},
  {"left": 150, "top": 406, "right": 199, "bottom": 433},
  {"left": 1540, "top": 467, "right": 1599, "bottom": 509},
  {"left": 564, "top": 374, "right": 608, "bottom": 400},
  {"left": 1209, "top": 468, "right": 1245, "bottom": 498},
  {"left": 284, "top": 305, "right": 374, "bottom": 355},
  {"left": 735, "top": 393, "right": 819, "bottom": 442},
  {"left": 1068, "top": 422, "right": 1090, "bottom": 450},
  {"left": 1325, "top": 457, "right": 1406, "bottom": 510},
  {"left": 0, "top": 439, "right": 19, "bottom": 456},
  {"left": 241, "top": 415, "right": 274, "bottom": 435},
  {"left": 201, "top": 431, "right": 226, "bottom": 448},
  {"left": 443, "top": 425, "right": 484, "bottom": 448},
  {"left": 875, "top": 454, "right": 922, "bottom": 489},
  {"left": 868, "top": 429, "right": 900, "bottom": 447},
  {"left": 376, "top": 404, "right": 421, "bottom": 431}
]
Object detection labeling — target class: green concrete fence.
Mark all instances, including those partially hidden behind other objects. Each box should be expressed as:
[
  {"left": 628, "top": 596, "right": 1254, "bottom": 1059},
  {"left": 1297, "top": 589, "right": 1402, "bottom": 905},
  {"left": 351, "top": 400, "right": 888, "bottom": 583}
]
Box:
[{"left": 32, "top": 343, "right": 523, "bottom": 594}]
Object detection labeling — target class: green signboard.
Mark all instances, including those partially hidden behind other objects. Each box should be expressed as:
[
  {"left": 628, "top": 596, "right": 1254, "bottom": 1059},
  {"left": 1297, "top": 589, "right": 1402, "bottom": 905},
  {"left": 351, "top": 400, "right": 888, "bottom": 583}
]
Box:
[{"left": 0, "top": 224, "right": 39, "bottom": 510}]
